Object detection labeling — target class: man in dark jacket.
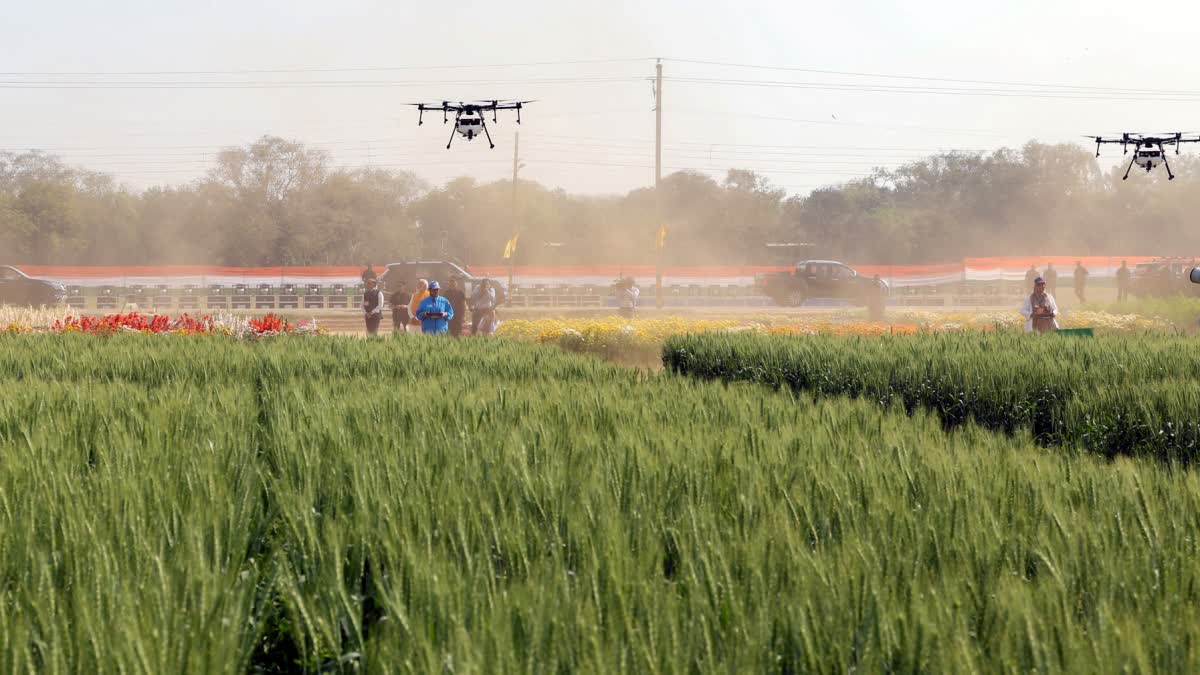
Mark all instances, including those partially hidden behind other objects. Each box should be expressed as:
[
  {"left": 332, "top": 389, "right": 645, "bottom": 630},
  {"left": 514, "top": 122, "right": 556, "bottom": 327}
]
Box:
[
  {"left": 1043, "top": 262, "right": 1058, "bottom": 295},
  {"left": 362, "top": 277, "right": 384, "bottom": 335},
  {"left": 389, "top": 280, "right": 410, "bottom": 333},
  {"left": 1116, "top": 260, "right": 1131, "bottom": 302},
  {"left": 1073, "top": 261, "right": 1089, "bottom": 303},
  {"left": 445, "top": 277, "right": 468, "bottom": 337},
  {"left": 1024, "top": 264, "right": 1040, "bottom": 287}
]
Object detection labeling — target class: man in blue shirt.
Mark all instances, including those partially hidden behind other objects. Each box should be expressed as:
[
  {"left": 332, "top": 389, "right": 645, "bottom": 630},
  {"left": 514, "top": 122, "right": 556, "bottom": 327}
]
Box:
[{"left": 416, "top": 280, "right": 455, "bottom": 334}]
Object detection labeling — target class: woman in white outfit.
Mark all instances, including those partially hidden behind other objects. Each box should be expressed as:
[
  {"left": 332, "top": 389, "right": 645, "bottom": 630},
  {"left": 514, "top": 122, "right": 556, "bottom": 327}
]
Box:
[{"left": 1020, "top": 276, "right": 1059, "bottom": 333}]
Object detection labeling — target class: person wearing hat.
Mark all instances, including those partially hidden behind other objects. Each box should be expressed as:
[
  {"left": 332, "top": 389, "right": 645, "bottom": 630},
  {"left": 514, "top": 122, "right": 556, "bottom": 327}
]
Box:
[
  {"left": 416, "top": 280, "right": 455, "bottom": 335},
  {"left": 362, "top": 277, "right": 384, "bottom": 336},
  {"left": 1020, "top": 276, "right": 1059, "bottom": 333}
]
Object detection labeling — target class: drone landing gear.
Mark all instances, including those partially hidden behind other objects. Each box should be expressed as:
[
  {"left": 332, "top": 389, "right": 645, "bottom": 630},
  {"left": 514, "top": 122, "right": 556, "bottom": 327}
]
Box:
[
  {"left": 446, "top": 124, "right": 458, "bottom": 150},
  {"left": 1122, "top": 154, "right": 1136, "bottom": 180},
  {"left": 481, "top": 118, "right": 495, "bottom": 149},
  {"left": 1162, "top": 152, "right": 1176, "bottom": 180}
]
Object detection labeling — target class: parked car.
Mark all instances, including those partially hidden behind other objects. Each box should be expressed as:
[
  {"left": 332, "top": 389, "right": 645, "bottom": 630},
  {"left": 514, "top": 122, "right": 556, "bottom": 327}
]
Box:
[
  {"left": 756, "top": 260, "right": 888, "bottom": 307},
  {"left": 0, "top": 265, "right": 67, "bottom": 306},
  {"left": 379, "top": 260, "right": 476, "bottom": 293},
  {"left": 1131, "top": 259, "right": 1200, "bottom": 298}
]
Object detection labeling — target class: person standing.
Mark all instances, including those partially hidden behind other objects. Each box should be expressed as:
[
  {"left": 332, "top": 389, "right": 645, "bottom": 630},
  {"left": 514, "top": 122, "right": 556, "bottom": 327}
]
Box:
[
  {"left": 445, "top": 277, "right": 468, "bottom": 337},
  {"left": 408, "top": 279, "right": 429, "bottom": 329},
  {"left": 389, "top": 280, "right": 410, "bottom": 333},
  {"left": 362, "top": 277, "right": 384, "bottom": 336},
  {"left": 1020, "top": 276, "right": 1059, "bottom": 333},
  {"left": 1043, "top": 262, "right": 1058, "bottom": 295},
  {"left": 615, "top": 277, "right": 640, "bottom": 319},
  {"left": 1024, "top": 264, "right": 1040, "bottom": 288},
  {"left": 1116, "top": 260, "right": 1131, "bottom": 302},
  {"left": 470, "top": 278, "right": 498, "bottom": 335},
  {"left": 416, "top": 280, "right": 454, "bottom": 335},
  {"left": 866, "top": 274, "right": 886, "bottom": 321},
  {"left": 1073, "top": 261, "right": 1090, "bottom": 304}
]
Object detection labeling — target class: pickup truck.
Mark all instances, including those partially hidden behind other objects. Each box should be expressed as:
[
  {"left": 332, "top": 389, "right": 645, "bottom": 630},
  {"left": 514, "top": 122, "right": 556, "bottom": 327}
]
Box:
[{"left": 756, "top": 260, "right": 888, "bottom": 307}]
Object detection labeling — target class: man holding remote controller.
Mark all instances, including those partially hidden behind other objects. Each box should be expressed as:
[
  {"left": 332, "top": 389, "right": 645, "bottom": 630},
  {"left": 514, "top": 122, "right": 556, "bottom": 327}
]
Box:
[{"left": 415, "top": 280, "right": 455, "bottom": 335}]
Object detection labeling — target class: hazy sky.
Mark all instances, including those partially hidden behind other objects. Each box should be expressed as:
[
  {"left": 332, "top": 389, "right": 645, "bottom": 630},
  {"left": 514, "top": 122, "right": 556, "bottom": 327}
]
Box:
[{"left": 3, "top": 0, "right": 1199, "bottom": 197}]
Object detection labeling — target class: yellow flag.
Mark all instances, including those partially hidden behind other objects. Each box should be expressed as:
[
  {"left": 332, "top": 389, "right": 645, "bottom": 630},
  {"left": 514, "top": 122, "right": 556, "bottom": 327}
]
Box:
[
  {"left": 655, "top": 224, "right": 667, "bottom": 252},
  {"left": 503, "top": 233, "right": 519, "bottom": 259}
]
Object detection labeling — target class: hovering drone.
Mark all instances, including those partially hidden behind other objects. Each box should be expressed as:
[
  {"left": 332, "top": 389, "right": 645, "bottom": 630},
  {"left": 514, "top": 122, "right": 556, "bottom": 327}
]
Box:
[
  {"left": 1089, "top": 132, "right": 1200, "bottom": 180},
  {"left": 411, "top": 100, "right": 533, "bottom": 149}
]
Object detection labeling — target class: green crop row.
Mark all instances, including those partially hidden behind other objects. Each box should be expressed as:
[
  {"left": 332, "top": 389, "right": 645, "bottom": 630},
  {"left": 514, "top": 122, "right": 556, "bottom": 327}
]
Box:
[
  {"left": 6, "top": 335, "right": 1200, "bottom": 671},
  {"left": 663, "top": 332, "right": 1200, "bottom": 460}
]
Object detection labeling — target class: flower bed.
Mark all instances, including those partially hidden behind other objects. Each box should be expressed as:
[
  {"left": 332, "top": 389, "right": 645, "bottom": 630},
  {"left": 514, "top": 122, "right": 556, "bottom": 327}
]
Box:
[{"left": 2, "top": 311, "right": 324, "bottom": 339}]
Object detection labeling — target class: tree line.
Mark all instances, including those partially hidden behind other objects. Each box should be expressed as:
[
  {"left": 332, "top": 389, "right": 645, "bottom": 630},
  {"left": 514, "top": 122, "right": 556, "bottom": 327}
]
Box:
[{"left": 2, "top": 135, "right": 1198, "bottom": 267}]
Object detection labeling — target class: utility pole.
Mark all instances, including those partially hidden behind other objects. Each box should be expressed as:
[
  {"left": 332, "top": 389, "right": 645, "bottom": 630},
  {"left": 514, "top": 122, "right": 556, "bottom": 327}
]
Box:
[
  {"left": 654, "top": 59, "right": 664, "bottom": 309},
  {"left": 509, "top": 131, "right": 520, "bottom": 292}
]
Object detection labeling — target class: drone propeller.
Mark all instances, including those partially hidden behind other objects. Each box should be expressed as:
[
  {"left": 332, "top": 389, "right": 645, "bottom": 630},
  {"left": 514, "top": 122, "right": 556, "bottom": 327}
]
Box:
[{"left": 473, "top": 99, "right": 537, "bottom": 106}]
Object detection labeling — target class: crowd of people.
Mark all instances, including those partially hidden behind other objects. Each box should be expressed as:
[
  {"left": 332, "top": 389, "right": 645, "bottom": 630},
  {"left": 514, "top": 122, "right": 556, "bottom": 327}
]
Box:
[
  {"left": 362, "top": 261, "right": 1133, "bottom": 338},
  {"left": 1021, "top": 260, "right": 1131, "bottom": 306},
  {"left": 1019, "top": 260, "right": 1131, "bottom": 333},
  {"left": 360, "top": 267, "right": 505, "bottom": 337}
]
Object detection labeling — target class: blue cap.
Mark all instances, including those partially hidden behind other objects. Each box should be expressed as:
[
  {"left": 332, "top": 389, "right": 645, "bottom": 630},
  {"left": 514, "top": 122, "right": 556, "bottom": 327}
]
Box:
[{"left": 428, "top": 280, "right": 440, "bottom": 290}]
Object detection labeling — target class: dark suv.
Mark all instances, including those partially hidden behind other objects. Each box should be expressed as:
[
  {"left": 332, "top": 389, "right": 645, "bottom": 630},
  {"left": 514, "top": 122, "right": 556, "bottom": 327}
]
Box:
[
  {"left": 0, "top": 265, "right": 67, "bottom": 306},
  {"left": 1132, "top": 259, "right": 1200, "bottom": 298},
  {"left": 379, "top": 261, "right": 477, "bottom": 293},
  {"left": 757, "top": 260, "right": 888, "bottom": 307}
]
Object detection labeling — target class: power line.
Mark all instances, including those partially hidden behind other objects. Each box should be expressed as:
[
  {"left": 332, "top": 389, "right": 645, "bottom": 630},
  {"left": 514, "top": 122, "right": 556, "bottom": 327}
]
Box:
[
  {"left": 667, "top": 77, "right": 1200, "bottom": 102},
  {"left": 0, "top": 133, "right": 987, "bottom": 155},
  {"left": 670, "top": 108, "right": 1008, "bottom": 137},
  {"left": 86, "top": 157, "right": 880, "bottom": 177},
  {"left": 664, "top": 57, "right": 1192, "bottom": 96},
  {"left": 0, "top": 76, "right": 644, "bottom": 90},
  {"left": 1, "top": 54, "right": 1165, "bottom": 97},
  {"left": 525, "top": 133, "right": 988, "bottom": 152},
  {"left": 0, "top": 57, "right": 653, "bottom": 77}
]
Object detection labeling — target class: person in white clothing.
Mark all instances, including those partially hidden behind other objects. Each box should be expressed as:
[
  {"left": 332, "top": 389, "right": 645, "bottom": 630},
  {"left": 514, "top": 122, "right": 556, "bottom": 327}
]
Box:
[
  {"left": 470, "top": 279, "right": 498, "bottom": 335},
  {"left": 615, "top": 277, "right": 640, "bottom": 319},
  {"left": 1020, "top": 276, "right": 1059, "bottom": 333}
]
